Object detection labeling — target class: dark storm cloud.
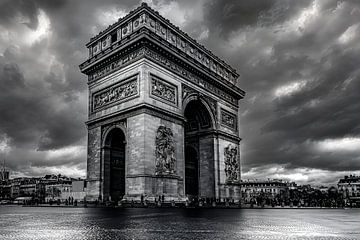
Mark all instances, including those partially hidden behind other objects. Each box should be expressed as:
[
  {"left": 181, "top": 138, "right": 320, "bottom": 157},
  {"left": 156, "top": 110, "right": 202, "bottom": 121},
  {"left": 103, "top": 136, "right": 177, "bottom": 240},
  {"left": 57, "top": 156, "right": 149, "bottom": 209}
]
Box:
[
  {"left": 233, "top": 0, "right": 360, "bottom": 180},
  {"left": 1, "top": 0, "right": 359, "bottom": 183},
  {"left": 0, "top": 55, "right": 85, "bottom": 150},
  {"left": 0, "top": 0, "right": 39, "bottom": 29},
  {"left": 0, "top": 0, "right": 143, "bottom": 177},
  {"left": 203, "top": 0, "right": 312, "bottom": 38},
  {"left": 0, "top": 0, "right": 140, "bottom": 149}
]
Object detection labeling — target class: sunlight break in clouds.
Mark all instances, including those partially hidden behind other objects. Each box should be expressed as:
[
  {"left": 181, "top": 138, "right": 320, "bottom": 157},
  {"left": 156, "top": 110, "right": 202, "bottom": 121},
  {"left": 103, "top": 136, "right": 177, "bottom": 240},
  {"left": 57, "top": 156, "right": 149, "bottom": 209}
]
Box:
[
  {"left": 96, "top": 8, "right": 127, "bottom": 28},
  {"left": 26, "top": 9, "right": 51, "bottom": 45},
  {"left": 143, "top": 0, "right": 191, "bottom": 27},
  {"left": 274, "top": 80, "right": 307, "bottom": 98},
  {"left": 288, "top": 0, "right": 319, "bottom": 33},
  {"left": 45, "top": 146, "right": 86, "bottom": 160},
  {"left": 338, "top": 24, "right": 359, "bottom": 45},
  {"left": 242, "top": 166, "right": 360, "bottom": 186},
  {"left": 315, "top": 137, "right": 360, "bottom": 152},
  {"left": 0, "top": 134, "right": 11, "bottom": 154}
]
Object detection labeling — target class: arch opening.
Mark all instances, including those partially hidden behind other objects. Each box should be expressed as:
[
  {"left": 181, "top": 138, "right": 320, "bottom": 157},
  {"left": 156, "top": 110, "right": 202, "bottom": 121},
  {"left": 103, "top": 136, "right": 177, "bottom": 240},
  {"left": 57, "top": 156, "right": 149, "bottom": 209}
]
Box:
[
  {"left": 104, "top": 128, "right": 126, "bottom": 202},
  {"left": 184, "top": 99, "right": 215, "bottom": 198},
  {"left": 185, "top": 145, "right": 198, "bottom": 196}
]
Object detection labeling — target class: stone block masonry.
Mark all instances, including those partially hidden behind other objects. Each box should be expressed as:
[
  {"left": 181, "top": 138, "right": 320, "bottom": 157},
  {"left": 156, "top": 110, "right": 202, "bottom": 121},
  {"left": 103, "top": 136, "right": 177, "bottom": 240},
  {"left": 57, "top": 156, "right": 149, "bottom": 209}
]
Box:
[{"left": 80, "top": 3, "right": 245, "bottom": 203}]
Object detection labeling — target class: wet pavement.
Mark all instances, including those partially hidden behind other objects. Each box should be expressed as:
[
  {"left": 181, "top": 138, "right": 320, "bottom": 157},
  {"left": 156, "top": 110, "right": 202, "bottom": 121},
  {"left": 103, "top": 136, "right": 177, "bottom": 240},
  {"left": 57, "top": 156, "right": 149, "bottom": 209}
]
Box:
[{"left": 0, "top": 206, "right": 359, "bottom": 239}]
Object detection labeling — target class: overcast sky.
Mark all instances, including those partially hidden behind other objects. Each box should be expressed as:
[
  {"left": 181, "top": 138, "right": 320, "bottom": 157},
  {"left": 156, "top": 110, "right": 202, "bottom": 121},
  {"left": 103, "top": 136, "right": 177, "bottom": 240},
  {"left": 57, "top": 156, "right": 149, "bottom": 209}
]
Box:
[{"left": 0, "top": 0, "right": 359, "bottom": 186}]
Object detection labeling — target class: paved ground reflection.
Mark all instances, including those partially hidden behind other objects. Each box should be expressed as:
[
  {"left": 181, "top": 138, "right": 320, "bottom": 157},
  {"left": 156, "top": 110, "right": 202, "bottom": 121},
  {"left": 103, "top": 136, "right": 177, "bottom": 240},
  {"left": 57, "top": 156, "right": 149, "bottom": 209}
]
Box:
[{"left": 0, "top": 206, "right": 359, "bottom": 239}]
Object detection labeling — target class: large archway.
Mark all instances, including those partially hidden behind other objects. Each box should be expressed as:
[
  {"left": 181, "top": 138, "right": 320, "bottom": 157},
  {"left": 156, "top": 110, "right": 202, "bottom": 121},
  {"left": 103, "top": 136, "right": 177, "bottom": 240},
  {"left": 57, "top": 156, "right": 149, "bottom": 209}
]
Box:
[
  {"left": 103, "top": 128, "right": 126, "bottom": 202},
  {"left": 184, "top": 99, "right": 215, "bottom": 198},
  {"left": 185, "top": 145, "right": 199, "bottom": 196}
]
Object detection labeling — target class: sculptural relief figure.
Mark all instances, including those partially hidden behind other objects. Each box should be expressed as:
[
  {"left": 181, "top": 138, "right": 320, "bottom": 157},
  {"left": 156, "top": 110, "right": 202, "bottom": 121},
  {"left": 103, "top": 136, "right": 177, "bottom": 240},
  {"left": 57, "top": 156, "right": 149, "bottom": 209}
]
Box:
[
  {"left": 94, "top": 80, "right": 137, "bottom": 109},
  {"left": 151, "top": 78, "right": 176, "bottom": 104},
  {"left": 155, "top": 126, "right": 176, "bottom": 175},
  {"left": 224, "top": 144, "right": 239, "bottom": 182}
]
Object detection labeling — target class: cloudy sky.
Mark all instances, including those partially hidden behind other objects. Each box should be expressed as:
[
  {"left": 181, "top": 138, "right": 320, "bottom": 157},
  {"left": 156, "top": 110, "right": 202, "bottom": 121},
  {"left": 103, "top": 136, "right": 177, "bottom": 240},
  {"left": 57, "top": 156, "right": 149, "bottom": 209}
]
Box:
[{"left": 0, "top": 0, "right": 359, "bottom": 186}]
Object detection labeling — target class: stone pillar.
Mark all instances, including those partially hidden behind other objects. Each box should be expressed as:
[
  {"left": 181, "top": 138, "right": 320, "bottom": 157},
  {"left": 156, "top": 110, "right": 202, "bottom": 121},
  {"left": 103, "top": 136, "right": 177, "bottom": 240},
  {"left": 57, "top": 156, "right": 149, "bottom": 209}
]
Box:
[
  {"left": 199, "top": 134, "right": 215, "bottom": 198},
  {"left": 124, "top": 113, "right": 184, "bottom": 201},
  {"left": 86, "top": 126, "right": 102, "bottom": 201}
]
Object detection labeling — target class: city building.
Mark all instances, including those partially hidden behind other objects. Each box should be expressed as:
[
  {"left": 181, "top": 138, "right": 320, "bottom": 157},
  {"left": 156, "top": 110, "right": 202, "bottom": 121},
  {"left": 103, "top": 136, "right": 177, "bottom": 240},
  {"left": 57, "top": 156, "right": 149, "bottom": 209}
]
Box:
[
  {"left": 240, "top": 179, "right": 290, "bottom": 204},
  {"left": 70, "top": 180, "right": 87, "bottom": 201},
  {"left": 0, "top": 170, "right": 9, "bottom": 181},
  {"left": 338, "top": 175, "right": 360, "bottom": 206},
  {"left": 45, "top": 177, "right": 72, "bottom": 202},
  {"left": 79, "top": 3, "right": 245, "bottom": 203},
  {"left": 45, "top": 178, "right": 87, "bottom": 202},
  {"left": 0, "top": 174, "right": 86, "bottom": 203}
]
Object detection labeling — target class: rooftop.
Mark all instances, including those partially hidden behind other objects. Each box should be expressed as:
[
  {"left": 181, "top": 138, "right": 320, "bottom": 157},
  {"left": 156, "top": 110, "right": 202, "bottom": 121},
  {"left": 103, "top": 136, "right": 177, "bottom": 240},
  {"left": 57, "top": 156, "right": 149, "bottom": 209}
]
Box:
[{"left": 80, "top": 2, "right": 241, "bottom": 87}]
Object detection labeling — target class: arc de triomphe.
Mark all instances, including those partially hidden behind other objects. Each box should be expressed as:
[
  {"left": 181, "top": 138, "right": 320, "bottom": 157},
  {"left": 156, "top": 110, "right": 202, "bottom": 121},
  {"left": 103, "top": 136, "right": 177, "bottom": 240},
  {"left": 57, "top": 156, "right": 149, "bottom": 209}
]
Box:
[{"left": 79, "top": 3, "right": 245, "bottom": 203}]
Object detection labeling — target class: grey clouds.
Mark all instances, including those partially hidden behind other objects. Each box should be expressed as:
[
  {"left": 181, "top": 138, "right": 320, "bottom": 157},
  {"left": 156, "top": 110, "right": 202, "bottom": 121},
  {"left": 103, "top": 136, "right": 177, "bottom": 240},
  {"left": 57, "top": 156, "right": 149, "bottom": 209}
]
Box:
[{"left": 0, "top": 0, "right": 359, "bottom": 185}]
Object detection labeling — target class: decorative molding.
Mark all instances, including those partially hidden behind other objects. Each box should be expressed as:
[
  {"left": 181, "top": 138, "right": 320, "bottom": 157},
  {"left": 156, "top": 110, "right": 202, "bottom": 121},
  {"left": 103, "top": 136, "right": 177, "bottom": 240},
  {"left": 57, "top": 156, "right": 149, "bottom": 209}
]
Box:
[
  {"left": 202, "top": 95, "right": 217, "bottom": 124},
  {"left": 150, "top": 74, "right": 177, "bottom": 106},
  {"left": 101, "top": 121, "right": 127, "bottom": 145},
  {"left": 87, "top": 103, "right": 184, "bottom": 129},
  {"left": 86, "top": 45, "right": 238, "bottom": 106},
  {"left": 92, "top": 76, "right": 139, "bottom": 111},
  {"left": 224, "top": 144, "right": 239, "bottom": 182},
  {"left": 155, "top": 126, "right": 176, "bottom": 175},
  {"left": 182, "top": 84, "right": 198, "bottom": 101},
  {"left": 89, "top": 47, "right": 145, "bottom": 82},
  {"left": 217, "top": 131, "right": 241, "bottom": 143},
  {"left": 143, "top": 47, "right": 238, "bottom": 106},
  {"left": 220, "top": 108, "right": 237, "bottom": 130},
  {"left": 83, "top": 4, "right": 239, "bottom": 85}
]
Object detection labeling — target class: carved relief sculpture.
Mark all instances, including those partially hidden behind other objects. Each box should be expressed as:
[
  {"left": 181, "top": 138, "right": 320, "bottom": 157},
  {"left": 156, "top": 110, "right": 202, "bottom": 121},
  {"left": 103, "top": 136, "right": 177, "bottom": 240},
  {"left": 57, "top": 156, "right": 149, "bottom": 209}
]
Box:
[
  {"left": 151, "top": 75, "right": 177, "bottom": 105},
  {"left": 155, "top": 126, "right": 176, "bottom": 175},
  {"left": 224, "top": 144, "right": 239, "bottom": 182},
  {"left": 182, "top": 84, "right": 197, "bottom": 100},
  {"left": 93, "top": 78, "right": 138, "bottom": 110},
  {"left": 221, "top": 109, "right": 237, "bottom": 129}
]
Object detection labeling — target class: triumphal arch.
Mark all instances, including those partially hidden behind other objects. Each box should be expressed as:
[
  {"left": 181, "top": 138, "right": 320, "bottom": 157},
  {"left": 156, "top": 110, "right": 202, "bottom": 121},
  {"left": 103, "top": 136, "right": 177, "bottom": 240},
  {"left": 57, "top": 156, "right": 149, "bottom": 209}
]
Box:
[{"left": 79, "top": 3, "right": 245, "bottom": 203}]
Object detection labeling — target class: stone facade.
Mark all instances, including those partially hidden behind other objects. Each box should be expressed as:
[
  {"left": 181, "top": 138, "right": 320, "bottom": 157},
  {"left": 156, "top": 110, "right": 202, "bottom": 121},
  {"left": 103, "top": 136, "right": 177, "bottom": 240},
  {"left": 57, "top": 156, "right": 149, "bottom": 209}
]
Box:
[{"left": 80, "top": 3, "right": 245, "bottom": 202}]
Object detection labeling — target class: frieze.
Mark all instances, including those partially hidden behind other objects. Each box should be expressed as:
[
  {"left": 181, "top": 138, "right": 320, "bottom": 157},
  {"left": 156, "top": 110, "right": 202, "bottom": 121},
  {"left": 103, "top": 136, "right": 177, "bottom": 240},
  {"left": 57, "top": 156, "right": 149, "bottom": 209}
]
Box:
[
  {"left": 143, "top": 48, "right": 238, "bottom": 106},
  {"left": 87, "top": 46, "right": 238, "bottom": 106},
  {"left": 87, "top": 104, "right": 184, "bottom": 129},
  {"left": 89, "top": 47, "right": 145, "bottom": 82},
  {"left": 92, "top": 77, "right": 138, "bottom": 111},
  {"left": 84, "top": 4, "right": 238, "bottom": 85},
  {"left": 221, "top": 108, "right": 237, "bottom": 130},
  {"left": 155, "top": 126, "right": 176, "bottom": 175},
  {"left": 150, "top": 75, "right": 177, "bottom": 105},
  {"left": 224, "top": 144, "right": 239, "bottom": 182}
]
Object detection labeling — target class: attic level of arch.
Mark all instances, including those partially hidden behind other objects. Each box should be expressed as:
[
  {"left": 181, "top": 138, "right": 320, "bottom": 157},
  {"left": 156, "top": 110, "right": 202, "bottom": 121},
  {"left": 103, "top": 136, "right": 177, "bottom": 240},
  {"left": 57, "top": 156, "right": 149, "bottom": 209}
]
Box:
[
  {"left": 80, "top": 37, "right": 244, "bottom": 107},
  {"left": 79, "top": 4, "right": 241, "bottom": 88}
]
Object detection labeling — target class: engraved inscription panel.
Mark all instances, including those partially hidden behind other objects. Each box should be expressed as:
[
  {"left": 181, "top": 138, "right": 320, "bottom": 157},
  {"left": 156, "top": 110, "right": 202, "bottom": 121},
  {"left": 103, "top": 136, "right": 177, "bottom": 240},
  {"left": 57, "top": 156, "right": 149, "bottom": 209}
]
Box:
[{"left": 93, "top": 77, "right": 138, "bottom": 111}]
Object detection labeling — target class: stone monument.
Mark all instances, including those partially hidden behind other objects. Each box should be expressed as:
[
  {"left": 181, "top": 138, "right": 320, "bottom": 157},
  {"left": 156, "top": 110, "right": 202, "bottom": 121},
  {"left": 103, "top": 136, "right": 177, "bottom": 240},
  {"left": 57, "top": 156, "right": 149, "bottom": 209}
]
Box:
[{"left": 79, "top": 3, "right": 245, "bottom": 203}]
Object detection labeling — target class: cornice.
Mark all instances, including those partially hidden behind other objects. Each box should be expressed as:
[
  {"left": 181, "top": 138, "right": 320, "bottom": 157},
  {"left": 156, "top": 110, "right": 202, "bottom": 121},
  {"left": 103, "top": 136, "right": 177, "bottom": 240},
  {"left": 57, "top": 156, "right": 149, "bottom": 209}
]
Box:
[
  {"left": 86, "top": 103, "right": 185, "bottom": 129},
  {"left": 80, "top": 34, "right": 245, "bottom": 102},
  {"left": 81, "top": 2, "right": 240, "bottom": 86}
]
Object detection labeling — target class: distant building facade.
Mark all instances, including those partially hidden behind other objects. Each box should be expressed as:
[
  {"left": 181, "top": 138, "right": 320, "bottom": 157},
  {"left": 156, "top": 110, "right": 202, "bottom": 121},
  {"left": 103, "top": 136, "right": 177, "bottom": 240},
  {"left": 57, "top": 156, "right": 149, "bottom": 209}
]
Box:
[
  {"left": 240, "top": 179, "right": 290, "bottom": 203},
  {"left": 0, "top": 170, "right": 9, "bottom": 181},
  {"left": 79, "top": 3, "right": 245, "bottom": 202},
  {"left": 338, "top": 175, "right": 360, "bottom": 206},
  {"left": 0, "top": 174, "right": 86, "bottom": 203}
]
